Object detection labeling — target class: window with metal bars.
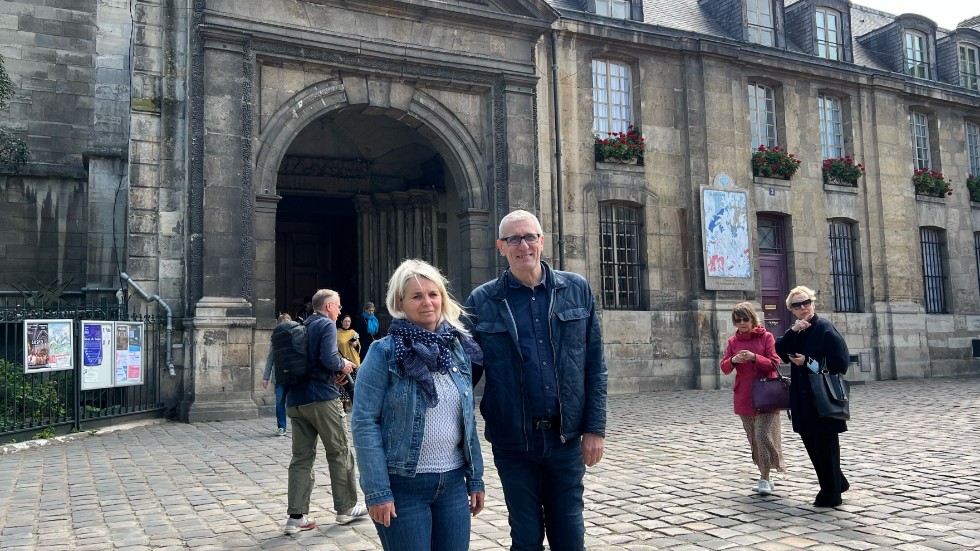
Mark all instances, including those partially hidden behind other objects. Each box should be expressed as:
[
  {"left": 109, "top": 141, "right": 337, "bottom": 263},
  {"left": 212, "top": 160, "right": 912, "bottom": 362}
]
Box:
[
  {"left": 599, "top": 202, "right": 642, "bottom": 309},
  {"left": 975, "top": 233, "right": 980, "bottom": 299},
  {"left": 828, "top": 220, "right": 859, "bottom": 312},
  {"left": 920, "top": 227, "right": 947, "bottom": 314}
]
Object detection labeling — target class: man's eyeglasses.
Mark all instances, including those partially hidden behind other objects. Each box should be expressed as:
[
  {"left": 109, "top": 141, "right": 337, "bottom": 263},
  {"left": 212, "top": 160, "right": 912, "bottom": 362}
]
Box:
[
  {"left": 790, "top": 299, "right": 813, "bottom": 310},
  {"left": 500, "top": 233, "right": 541, "bottom": 247}
]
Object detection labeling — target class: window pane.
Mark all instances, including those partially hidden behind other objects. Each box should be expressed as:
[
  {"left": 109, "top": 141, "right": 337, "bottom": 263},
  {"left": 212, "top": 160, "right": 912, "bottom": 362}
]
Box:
[
  {"left": 746, "top": 0, "right": 774, "bottom": 46},
  {"left": 748, "top": 83, "right": 777, "bottom": 149},
  {"left": 819, "top": 95, "right": 843, "bottom": 159},
  {"left": 910, "top": 112, "right": 931, "bottom": 170},
  {"left": 599, "top": 203, "right": 643, "bottom": 309},
  {"left": 961, "top": 44, "right": 980, "bottom": 91},
  {"left": 816, "top": 9, "right": 842, "bottom": 60},
  {"left": 905, "top": 31, "right": 929, "bottom": 78},
  {"left": 967, "top": 122, "right": 980, "bottom": 177},
  {"left": 593, "top": 60, "right": 631, "bottom": 135}
]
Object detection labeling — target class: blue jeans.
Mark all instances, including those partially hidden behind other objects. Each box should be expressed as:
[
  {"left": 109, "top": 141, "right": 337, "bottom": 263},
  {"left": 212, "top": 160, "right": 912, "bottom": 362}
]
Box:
[
  {"left": 374, "top": 467, "right": 471, "bottom": 551},
  {"left": 493, "top": 432, "right": 586, "bottom": 551},
  {"left": 274, "top": 384, "right": 287, "bottom": 430}
]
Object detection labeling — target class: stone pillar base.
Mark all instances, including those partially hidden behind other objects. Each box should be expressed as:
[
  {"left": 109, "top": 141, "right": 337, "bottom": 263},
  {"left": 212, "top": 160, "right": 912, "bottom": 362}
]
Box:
[{"left": 181, "top": 296, "right": 258, "bottom": 422}]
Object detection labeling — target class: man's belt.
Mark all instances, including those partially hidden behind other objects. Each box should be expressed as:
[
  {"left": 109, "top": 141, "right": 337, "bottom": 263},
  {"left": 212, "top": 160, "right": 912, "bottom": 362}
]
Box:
[{"left": 532, "top": 416, "right": 559, "bottom": 430}]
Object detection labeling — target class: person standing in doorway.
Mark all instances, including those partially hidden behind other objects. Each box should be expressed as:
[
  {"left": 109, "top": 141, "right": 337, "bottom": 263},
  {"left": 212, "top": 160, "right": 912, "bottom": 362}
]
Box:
[
  {"left": 262, "top": 313, "right": 292, "bottom": 436},
  {"left": 360, "top": 301, "right": 381, "bottom": 359},
  {"left": 465, "top": 209, "right": 607, "bottom": 551},
  {"left": 295, "top": 296, "right": 314, "bottom": 322},
  {"left": 283, "top": 289, "right": 368, "bottom": 534}
]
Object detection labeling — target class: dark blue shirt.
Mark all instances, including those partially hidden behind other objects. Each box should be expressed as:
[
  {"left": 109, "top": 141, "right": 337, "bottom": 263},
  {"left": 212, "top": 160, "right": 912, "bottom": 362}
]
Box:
[{"left": 505, "top": 270, "right": 559, "bottom": 419}]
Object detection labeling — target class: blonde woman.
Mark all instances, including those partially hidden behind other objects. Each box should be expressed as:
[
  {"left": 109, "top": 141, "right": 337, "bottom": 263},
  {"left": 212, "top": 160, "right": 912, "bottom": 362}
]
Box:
[
  {"left": 720, "top": 302, "right": 785, "bottom": 495},
  {"left": 351, "top": 259, "right": 484, "bottom": 550}
]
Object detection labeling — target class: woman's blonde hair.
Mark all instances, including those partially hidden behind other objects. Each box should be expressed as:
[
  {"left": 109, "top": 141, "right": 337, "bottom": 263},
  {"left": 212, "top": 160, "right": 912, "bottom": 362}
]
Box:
[
  {"left": 785, "top": 286, "right": 817, "bottom": 309},
  {"left": 731, "top": 302, "right": 761, "bottom": 328},
  {"left": 385, "top": 259, "right": 469, "bottom": 334}
]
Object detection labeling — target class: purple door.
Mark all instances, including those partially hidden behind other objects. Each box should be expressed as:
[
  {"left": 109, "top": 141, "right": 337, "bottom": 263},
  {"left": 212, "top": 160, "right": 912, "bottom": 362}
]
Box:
[{"left": 757, "top": 215, "right": 790, "bottom": 338}]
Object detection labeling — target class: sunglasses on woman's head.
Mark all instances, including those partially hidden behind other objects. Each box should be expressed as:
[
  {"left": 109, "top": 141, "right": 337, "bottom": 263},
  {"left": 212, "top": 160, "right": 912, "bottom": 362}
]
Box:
[{"left": 790, "top": 299, "right": 813, "bottom": 309}]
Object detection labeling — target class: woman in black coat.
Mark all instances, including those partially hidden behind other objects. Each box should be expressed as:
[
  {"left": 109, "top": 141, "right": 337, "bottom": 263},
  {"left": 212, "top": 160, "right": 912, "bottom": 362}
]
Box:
[{"left": 774, "top": 286, "right": 850, "bottom": 508}]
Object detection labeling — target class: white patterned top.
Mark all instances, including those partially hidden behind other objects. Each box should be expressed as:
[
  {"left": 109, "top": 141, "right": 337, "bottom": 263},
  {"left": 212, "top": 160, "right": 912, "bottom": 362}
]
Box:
[{"left": 416, "top": 370, "right": 466, "bottom": 473}]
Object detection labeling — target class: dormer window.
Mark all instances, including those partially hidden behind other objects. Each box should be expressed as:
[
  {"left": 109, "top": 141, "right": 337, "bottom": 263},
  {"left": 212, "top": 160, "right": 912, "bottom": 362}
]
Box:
[
  {"left": 595, "top": 0, "right": 629, "bottom": 18},
  {"left": 905, "top": 30, "right": 930, "bottom": 78},
  {"left": 960, "top": 43, "right": 979, "bottom": 91},
  {"left": 746, "top": 0, "right": 775, "bottom": 46},
  {"left": 815, "top": 8, "right": 843, "bottom": 60}
]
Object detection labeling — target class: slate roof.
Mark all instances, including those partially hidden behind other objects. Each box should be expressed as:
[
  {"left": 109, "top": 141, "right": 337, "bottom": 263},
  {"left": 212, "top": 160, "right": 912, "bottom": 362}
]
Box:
[{"left": 542, "top": 0, "right": 979, "bottom": 75}]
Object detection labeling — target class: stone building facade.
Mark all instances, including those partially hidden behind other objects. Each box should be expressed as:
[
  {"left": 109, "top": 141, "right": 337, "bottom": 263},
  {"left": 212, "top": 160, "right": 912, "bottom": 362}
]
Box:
[{"left": 0, "top": 0, "right": 977, "bottom": 420}]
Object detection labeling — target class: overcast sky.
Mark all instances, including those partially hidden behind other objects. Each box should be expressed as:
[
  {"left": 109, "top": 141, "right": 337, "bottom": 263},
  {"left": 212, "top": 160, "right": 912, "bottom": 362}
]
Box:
[{"left": 853, "top": 0, "right": 979, "bottom": 30}]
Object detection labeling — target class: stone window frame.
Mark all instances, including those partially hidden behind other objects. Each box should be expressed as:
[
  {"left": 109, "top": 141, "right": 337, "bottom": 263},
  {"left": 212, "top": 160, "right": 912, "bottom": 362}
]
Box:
[
  {"left": 828, "top": 218, "right": 861, "bottom": 313},
  {"left": 959, "top": 41, "right": 980, "bottom": 92},
  {"left": 815, "top": 6, "right": 844, "bottom": 61},
  {"left": 745, "top": 0, "right": 776, "bottom": 47},
  {"left": 592, "top": 58, "right": 636, "bottom": 136},
  {"left": 747, "top": 79, "right": 784, "bottom": 150},
  {"left": 598, "top": 201, "right": 644, "bottom": 310},
  {"left": 920, "top": 226, "right": 949, "bottom": 314}
]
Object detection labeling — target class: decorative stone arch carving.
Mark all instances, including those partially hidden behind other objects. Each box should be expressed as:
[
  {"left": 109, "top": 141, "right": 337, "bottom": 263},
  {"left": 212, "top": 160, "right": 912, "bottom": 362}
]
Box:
[{"left": 254, "top": 77, "right": 488, "bottom": 211}]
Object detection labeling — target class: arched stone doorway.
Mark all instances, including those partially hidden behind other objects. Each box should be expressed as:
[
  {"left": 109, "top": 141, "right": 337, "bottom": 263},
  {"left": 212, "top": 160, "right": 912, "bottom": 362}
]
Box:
[
  {"left": 253, "top": 76, "right": 494, "bottom": 325},
  {"left": 273, "top": 108, "right": 461, "bottom": 320}
]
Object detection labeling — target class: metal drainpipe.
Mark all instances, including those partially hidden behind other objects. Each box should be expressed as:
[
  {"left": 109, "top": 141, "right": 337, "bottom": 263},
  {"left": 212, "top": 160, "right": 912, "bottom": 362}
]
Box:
[
  {"left": 550, "top": 30, "right": 565, "bottom": 270},
  {"left": 119, "top": 272, "right": 176, "bottom": 376}
]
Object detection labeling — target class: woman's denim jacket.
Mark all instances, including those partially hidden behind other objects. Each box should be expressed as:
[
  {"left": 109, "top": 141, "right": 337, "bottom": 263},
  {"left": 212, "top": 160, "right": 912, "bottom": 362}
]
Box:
[{"left": 351, "top": 334, "right": 485, "bottom": 507}]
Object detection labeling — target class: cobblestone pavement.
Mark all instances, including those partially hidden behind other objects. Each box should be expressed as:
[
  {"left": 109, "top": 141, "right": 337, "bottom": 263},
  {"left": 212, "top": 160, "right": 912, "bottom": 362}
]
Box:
[{"left": 1, "top": 377, "right": 979, "bottom": 550}]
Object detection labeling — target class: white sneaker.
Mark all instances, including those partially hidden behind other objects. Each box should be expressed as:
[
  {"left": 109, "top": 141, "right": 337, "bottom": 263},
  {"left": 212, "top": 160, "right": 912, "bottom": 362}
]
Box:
[
  {"left": 284, "top": 515, "right": 317, "bottom": 534},
  {"left": 336, "top": 503, "right": 368, "bottom": 525},
  {"left": 757, "top": 479, "right": 773, "bottom": 495}
]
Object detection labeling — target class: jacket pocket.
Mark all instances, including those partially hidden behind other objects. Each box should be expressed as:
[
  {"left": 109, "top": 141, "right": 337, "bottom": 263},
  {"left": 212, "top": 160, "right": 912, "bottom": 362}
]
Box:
[{"left": 556, "top": 308, "right": 589, "bottom": 349}]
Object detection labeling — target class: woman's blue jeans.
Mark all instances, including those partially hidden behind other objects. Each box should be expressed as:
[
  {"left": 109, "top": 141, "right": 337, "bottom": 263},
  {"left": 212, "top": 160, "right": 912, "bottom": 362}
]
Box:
[
  {"left": 274, "top": 384, "right": 287, "bottom": 430},
  {"left": 374, "top": 466, "right": 471, "bottom": 551}
]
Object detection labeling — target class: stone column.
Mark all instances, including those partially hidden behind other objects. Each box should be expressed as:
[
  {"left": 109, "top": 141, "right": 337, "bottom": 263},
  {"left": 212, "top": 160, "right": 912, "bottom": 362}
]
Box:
[
  {"left": 183, "top": 29, "right": 257, "bottom": 422},
  {"left": 456, "top": 209, "right": 492, "bottom": 294}
]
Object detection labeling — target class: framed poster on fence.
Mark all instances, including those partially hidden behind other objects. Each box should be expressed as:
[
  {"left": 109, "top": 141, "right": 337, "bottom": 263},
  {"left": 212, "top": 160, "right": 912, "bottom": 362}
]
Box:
[
  {"left": 23, "top": 319, "right": 75, "bottom": 373},
  {"left": 114, "top": 322, "right": 145, "bottom": 386},
  {"left": 80, "top": 321, "right": 115, "bottom": 390}
]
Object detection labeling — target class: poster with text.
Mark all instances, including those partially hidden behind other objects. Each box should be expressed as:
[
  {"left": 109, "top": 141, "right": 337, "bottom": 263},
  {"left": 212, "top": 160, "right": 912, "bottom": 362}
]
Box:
[
  {"left": 24, "top": 319, "right": 74, "bottom": 373},
  {"left": 80, "top": 321, "right": 115, "bottom": 390},
  {"left": 114, "top": 322, "right": 144, "bottom": 386}
]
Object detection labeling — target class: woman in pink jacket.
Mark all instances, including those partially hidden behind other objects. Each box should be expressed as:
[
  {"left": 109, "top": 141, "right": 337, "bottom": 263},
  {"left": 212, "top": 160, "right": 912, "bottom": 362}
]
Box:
[{"left": 720, "top": 302, "right": 785, "bottom": 495}]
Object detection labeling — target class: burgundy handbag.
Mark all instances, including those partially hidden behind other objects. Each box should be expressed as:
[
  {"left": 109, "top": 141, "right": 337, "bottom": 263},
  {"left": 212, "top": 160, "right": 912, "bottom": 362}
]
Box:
[{"left": 751, "top": 366, "right": 791, "bottom": 411}]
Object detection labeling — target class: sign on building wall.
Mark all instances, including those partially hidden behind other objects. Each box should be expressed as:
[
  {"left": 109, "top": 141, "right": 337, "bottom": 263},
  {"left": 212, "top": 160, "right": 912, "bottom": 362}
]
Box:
[
  {"left": 114, "top": 322, "right": 144, "bottom": 386},
  {"left": 81, "top": 321, "right": 115, "bottom": 390},
  {"left": 700, "top": 185, "right": 755, "bottom": 291},
  {"left": 23, "top": 319, "right": 74, "bottom": 373}
]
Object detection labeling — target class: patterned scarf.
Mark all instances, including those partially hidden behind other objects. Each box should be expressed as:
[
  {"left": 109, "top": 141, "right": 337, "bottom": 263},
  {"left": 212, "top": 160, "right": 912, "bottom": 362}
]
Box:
[{"left": 388, "top": 318, "right": 484, "bottom": 407}]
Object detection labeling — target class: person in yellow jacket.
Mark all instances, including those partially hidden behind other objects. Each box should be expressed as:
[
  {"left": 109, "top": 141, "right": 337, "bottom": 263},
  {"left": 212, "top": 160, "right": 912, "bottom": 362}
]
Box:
[{"left": 337, "top": 314, "right": 362, "bottom": 411}]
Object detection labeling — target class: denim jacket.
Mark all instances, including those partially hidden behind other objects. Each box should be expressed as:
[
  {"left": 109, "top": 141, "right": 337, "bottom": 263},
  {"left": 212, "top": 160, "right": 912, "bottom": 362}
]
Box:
[
  {"left": 464, "top": 262, "right": 608, "bottom": 450},
  {"left": 351, "top": 335, "right": 485, "bottom": 507}
]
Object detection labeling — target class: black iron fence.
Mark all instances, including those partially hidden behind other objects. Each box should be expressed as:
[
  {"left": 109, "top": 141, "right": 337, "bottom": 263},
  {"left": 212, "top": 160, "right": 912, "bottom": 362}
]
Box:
[{"left": 0, "top": 295, "right": 166, "bottom": 442}]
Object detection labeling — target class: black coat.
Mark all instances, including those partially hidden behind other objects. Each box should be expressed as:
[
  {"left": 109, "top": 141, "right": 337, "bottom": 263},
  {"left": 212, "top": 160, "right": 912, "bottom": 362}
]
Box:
[{"left": 775, "top": 314, "right": 849, "bottom": 435}]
